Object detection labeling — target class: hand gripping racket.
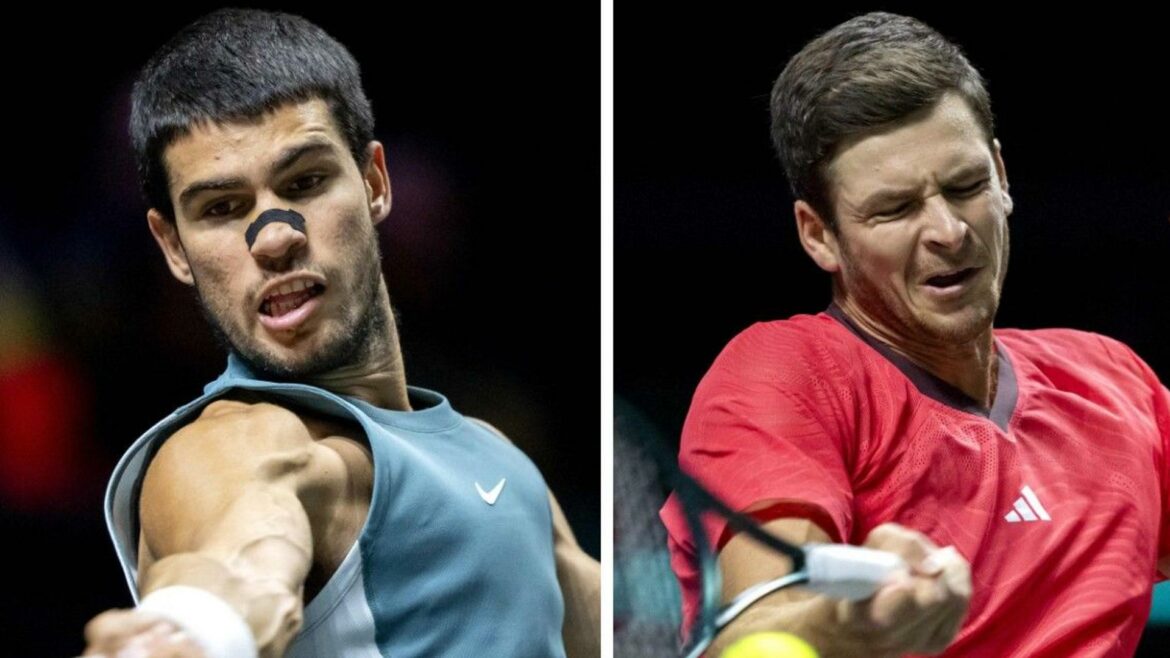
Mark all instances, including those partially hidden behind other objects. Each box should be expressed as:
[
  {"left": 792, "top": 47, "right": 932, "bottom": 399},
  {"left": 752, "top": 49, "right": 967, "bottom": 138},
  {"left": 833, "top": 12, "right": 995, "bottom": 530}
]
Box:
[{"left": 614, "top": 398, "right": 907, "bottom": 657}]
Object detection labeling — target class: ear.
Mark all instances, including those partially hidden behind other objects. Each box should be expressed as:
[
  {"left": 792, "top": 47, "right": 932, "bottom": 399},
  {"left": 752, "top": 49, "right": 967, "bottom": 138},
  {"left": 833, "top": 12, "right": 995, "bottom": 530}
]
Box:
[
  {"left": 362, "top": 141, "right": 392, "bottom": 225},
  {"left": 992, "top": 138, "right": 1013, "bottom": 216},
  {"left": 147, "top": 209, "right": 194, "bottom": 285},
  {"left": 794, "top": 200, "right": 841, "bottom": 273}
]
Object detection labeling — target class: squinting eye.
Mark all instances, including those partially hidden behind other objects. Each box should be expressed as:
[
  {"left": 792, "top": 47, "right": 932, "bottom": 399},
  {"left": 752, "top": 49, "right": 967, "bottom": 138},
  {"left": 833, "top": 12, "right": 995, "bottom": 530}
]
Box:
[
  {"left": 951, "top": 179, "right": 989, "bottom": 196},
  {"left": 874, "top": 201, "right": 912, "bottom": 220}
]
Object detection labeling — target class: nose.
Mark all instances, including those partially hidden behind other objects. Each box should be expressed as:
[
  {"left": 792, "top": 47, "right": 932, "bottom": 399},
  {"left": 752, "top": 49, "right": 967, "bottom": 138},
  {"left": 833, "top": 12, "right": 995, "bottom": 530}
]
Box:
[
  {"left": 249, "top": 218, "right": 307, "bottom": 270},
  {"left": 921, "top": 197, "right": 968, "bottom": 252}
]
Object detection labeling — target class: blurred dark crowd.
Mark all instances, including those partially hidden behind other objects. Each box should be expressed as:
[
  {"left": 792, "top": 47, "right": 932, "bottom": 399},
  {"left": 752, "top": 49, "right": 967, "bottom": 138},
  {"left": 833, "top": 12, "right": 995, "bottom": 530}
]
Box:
[{"left": 0, "top": 5, "right": 598, "bottom": 654}]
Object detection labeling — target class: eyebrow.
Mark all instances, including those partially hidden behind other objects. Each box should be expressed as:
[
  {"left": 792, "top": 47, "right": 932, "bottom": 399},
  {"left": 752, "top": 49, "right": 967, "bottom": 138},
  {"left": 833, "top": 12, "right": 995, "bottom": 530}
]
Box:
[
  {"left": 178, "top": 176, "right": 248, "bottom": 209},
  {"left": 857, "top": 187, "right": 918, "bottom": 214},
  {"left": 269, "top": 139, "right": 336, "bottom": 177},
  {"left": 945, "top": 162, "right": 991, "bottom": 183},
  {"left": 177, "top": 138, "right": 340, "bottom": 210},
  {"left": 857, "top": 162, "right": 992, "bottom": 213}
]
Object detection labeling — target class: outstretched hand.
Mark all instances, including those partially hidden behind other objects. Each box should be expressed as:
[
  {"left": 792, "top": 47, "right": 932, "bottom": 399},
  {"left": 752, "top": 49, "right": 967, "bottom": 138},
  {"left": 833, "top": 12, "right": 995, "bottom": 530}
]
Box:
[{"left": 83, "top": 609, "right": 206, "bottom": 658}]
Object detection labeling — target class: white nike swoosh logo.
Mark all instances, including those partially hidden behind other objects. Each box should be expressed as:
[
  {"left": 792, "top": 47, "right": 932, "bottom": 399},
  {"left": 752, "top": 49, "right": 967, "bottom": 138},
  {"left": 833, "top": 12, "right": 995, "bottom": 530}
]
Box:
[{"left": 475, "top": 478, "right": 506, "bottom": 505}]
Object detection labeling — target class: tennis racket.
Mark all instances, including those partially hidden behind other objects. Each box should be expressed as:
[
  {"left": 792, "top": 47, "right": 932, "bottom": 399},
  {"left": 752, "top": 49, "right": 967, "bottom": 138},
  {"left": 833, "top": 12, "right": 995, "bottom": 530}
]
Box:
[{"left": 614, "top": 397, "right": 907, "bottom": 658}]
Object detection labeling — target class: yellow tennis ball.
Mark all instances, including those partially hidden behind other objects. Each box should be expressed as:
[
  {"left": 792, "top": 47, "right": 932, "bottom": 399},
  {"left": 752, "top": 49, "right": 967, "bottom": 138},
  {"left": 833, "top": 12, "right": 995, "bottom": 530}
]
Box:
[{"left": 720, "top": 632, "right": 820, "bottom": 658}]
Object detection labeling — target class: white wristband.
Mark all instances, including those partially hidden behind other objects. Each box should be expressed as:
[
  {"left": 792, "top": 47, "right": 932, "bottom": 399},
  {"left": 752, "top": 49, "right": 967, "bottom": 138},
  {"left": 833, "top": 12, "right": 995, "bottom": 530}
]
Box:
[{"left": 138, "top": 586, "right": 258, "bottom": 658}]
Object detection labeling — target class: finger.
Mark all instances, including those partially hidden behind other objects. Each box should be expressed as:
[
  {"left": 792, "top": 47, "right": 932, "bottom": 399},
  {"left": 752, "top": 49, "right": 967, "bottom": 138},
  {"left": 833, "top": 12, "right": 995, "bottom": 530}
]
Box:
[
  {"left": 919, "top": 554, "right": 973, "bottom": 653},
  {"left": 863, "top": 523, "right": 940, "bottom": 570},
  {"left": 856, "top": 582, "right": 950, "bottom": 655},
  {"left": 115, "top": 626, "right": 203, "bottom": 658},
  {"left": 112, "top": 621, "right": 174, "bottom": 658},
  {"left": 914, "top": 588, "right": 970, "bottom": 654},
  {"left": 933, "top": 546, "right": 973, "bottom": 599},
  {"left": 868, "top": 554, "right": 970, "bottom": 653},
  {"left": 912, "top": 547, "right": 972, "bottom": 609},
  {"left": 906, "top": 550, "right": 972, "bottom": 654},
  {"left": 92, "top": 620, "right": 184, "bottom": 658},
  {"left": 884, "top": 583, "right": 963, "bottom": 654},
  {"left": 858, "top": 577, "right": 918, "bottom": 628},
  {"left": 86, "top": 610, "right": 169, "bottom": 644}
]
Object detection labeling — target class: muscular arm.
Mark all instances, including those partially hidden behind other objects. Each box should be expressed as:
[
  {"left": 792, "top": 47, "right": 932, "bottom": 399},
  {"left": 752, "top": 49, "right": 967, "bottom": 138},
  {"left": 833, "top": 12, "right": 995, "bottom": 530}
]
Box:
[
  {"left": 548, "top": 490, "right": 601, "bottom": 658},
  {"left": 710, "top": 518, "right": 971, "bottom": 658},
  {"left": 88, "top": 400, "right": 351, "bottom": 658}
]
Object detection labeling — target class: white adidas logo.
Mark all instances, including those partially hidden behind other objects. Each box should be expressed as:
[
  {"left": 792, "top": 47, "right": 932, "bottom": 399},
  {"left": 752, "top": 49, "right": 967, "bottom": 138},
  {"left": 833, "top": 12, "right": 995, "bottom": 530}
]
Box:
[{"left": 1004, "top": 485, "right": 1051, "bottom": 523}]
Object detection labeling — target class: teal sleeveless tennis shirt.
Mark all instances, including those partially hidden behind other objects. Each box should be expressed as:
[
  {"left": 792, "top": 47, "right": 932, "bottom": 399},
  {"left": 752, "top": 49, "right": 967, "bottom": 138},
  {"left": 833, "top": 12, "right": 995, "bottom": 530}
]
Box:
[{"left": 105, "top": 354, "right": 566, "bottom": 657}]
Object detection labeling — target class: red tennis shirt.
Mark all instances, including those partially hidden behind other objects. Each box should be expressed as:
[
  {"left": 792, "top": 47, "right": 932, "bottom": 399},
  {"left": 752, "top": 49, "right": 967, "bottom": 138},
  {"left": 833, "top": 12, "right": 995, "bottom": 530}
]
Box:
[{"left": 661, "top": 307, "right": 1170, "bottom": 656}]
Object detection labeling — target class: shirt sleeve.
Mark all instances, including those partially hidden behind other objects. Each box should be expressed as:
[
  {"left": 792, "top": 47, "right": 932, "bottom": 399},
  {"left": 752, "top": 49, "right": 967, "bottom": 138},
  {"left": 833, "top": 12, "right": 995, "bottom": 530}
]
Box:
[
  {"left": 1097, "top": 335, "right": 1170, "bottom": 572},
  {"left": 661, "top": 322, "right": 856, "bottom": 555},
  {"left": 1133, "top": 353, "right": 1170, "bottom": 568}
]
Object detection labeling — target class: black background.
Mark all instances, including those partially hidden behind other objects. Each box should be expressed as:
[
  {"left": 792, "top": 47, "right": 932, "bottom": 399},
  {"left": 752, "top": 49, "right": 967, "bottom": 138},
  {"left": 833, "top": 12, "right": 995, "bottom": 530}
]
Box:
[{"left": 0, "top": 4, "right": 598, "bottom": 655}]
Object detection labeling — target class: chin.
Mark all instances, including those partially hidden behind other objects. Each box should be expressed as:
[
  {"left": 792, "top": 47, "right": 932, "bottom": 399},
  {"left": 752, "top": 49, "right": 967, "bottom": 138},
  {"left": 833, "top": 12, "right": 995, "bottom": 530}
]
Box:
[
  {"left": 228, "top": 330, "right": 318, "bottom": 376},
  {"left": 919, "top": 305, "right": 996, "bottom": 345}
]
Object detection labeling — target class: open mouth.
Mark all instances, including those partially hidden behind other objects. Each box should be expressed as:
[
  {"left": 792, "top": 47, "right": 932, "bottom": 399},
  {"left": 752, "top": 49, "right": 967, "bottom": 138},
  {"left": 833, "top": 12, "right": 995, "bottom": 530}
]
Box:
[
  {"left": 925, "top": 267, "right": 979, "bottom": 288},
  {"left": 260, "top": 281, "right": 326, "bottom": 318}
]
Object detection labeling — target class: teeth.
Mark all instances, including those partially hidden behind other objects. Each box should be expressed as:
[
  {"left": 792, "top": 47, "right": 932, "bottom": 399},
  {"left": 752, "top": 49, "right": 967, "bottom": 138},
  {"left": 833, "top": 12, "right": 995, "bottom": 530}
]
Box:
[
  {"left": 272, "top": 279, "right": 312, "bottom": 296},
  {"left": 270, "top": 280, "right": 310, "bottom": 298},
  {"left": 262, "top": 281, "right": 322, "bottom": 317},
  {"left": 259, "top": 279, "right": 323, "bottom": 316}
]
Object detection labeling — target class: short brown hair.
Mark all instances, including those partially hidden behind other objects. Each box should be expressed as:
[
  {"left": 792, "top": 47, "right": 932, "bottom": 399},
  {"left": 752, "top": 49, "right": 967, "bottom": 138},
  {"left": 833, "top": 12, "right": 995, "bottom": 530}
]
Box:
[
  {"left": 770, "top": 12, "right": 994, "bottom": 228},
  {"left": 131, "top": 9, "right": 374, "bottom": 221}
]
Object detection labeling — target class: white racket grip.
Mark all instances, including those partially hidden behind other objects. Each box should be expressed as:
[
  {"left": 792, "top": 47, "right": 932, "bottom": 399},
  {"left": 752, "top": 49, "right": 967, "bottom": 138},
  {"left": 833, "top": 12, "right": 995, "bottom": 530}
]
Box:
[{"left": 804, "top": 543, "right": 908, "bottom": 600}]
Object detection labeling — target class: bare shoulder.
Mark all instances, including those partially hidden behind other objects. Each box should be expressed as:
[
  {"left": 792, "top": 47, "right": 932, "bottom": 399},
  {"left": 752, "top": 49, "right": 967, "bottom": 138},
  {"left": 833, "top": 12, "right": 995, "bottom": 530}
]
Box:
[
  {"left": 148, "top": 397, "right": 361, "bottom": 481},
  {"left": 169, "top": 398, "right": 315, "bottom": 455},
  {"left": 142, "top": 398, "right": 318, "bottom": 487},
  {"left": 140, "top": 393, "right": 362, "bottom": 557},
  {"left": 142, "top": 401, "right": 312, "bottom": 513}
]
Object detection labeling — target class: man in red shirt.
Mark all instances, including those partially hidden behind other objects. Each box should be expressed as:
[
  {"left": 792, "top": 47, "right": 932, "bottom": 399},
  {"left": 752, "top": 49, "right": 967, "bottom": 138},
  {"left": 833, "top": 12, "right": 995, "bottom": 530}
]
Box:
[{"left": 661, "top": 12, "right": 1170, "bottom": 657}]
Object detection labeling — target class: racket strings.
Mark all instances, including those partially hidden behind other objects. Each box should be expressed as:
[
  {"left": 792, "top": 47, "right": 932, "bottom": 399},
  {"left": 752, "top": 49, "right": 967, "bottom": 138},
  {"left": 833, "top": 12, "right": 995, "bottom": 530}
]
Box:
[{"left": 614, "top": 409, "right": 684, "bottom": 657}]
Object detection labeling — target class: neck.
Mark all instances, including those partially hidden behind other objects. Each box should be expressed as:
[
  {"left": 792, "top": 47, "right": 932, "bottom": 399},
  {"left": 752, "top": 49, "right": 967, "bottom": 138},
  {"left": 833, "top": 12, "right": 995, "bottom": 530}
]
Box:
[
  {"left": 305, "top": 284, "right": 411, "bottom": 411},
  {"left": 303, "top": 338, "right": 411, "bottom": 410},
  {"left": 836, "top": 298, "right": 998, "bottom": 408}
]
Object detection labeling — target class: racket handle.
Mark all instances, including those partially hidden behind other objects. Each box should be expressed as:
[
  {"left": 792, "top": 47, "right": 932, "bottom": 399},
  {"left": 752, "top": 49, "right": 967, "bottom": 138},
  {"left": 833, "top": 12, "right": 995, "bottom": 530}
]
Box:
[{"left": 804, "top": 544, "right": 908, "bottom": 600}]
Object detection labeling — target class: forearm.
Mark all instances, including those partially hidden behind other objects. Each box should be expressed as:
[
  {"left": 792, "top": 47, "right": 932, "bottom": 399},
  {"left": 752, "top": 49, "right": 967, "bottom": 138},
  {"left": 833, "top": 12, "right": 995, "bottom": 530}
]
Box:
[
  {"left": 556, "top": 544, "right": 600, "bottom": 658},
  {"left": 142, "top": 551, "right": 304, "bottom": 658},
  {"left": 707, "top": 594, "right": 874, "bottom": 658},
  {"left": 140, "top": 481, "right": 315, "bottom": 658},
  {"left": 713, "top": 522, "right": 971, "bottom": 657}
]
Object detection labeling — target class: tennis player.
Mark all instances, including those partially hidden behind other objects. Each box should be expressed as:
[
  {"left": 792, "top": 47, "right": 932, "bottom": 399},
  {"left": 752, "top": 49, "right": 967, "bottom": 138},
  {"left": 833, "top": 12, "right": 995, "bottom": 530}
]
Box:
[
  {"left": 662, "top": 12, "right": 1170, "bottom": 657},
  {"left": 81, "top": 9, "right": 599, "bottom": 658}
]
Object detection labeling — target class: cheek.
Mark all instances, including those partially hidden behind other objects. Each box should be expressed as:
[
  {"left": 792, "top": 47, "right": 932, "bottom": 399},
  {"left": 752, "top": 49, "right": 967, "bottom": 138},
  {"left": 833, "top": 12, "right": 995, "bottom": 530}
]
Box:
[
  {"left": 192, "top": 243, "right": 237, "bottom": 278},
  {"left": 973, "top": 212, "right": 1008, "bottom": 259},
  {"left": 847, "top": 228, "right": 915, "bottom": 282},
  {"left": 311, "top": 185, "right": 373, "bottom": 240},
  {"left": 187, "top": 246, "right": 248, "bottom": 303}
]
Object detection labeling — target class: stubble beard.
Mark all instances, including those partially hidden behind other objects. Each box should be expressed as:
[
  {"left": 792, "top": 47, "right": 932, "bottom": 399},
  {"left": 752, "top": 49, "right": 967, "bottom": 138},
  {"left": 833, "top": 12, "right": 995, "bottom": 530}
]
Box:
[
  {"left": 837, "top": 238, "right": 1006, "bottom": 348},
  {"left": 193, "top": 238, "right": 390, "bottom": 382}
]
